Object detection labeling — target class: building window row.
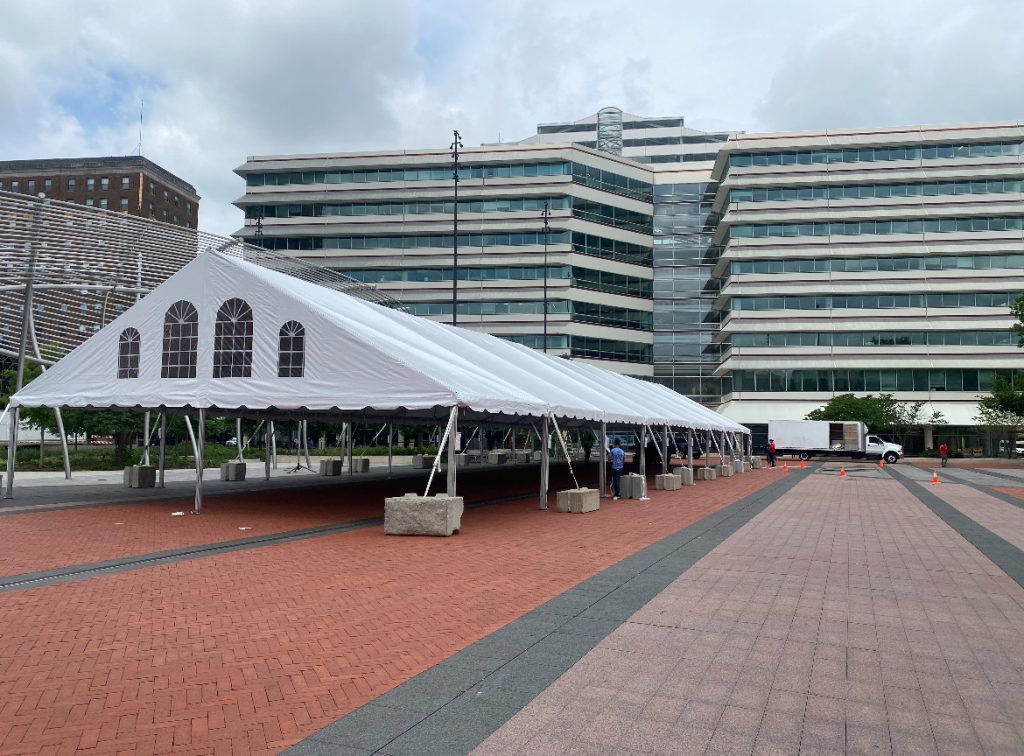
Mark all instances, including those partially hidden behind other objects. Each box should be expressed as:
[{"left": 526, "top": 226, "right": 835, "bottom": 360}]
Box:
[
  {"left": 729, "top": 177, "right": 1024, "bottom": 204},
  {"left": 728, "top": 215, "right": 1024, "bottom": 240},
  {"left": 503, "top": 333, "right": 653, "bottom": 364},
  {"left": 245, "top": 196, "right": 571, "bottom": 219},
  {"left": 345, "top": 265, "right": 652, "bottom": 298},
  {"left": 256, "top": 230, "right": 653, "bottom": 266},
  {"left": 730, "top": 330, "right": 1015, "bottom": 348},
  {"left": 245, "top": 195, "right": 652, "bottom": 235},
  {"left": 405, "top": 299, "right": 651, "bottom": 330},
  {"left": 731, "top": 368, "right": 1019, "bottom": 394},
  {"left": 245, "top": 162, "right": 571, "bottom": 187},
  {"left": 727, "top": 141, "right": 1022, "bottom": 169},
  {"left": 571, "top": 162, "right": 652, "bottom": 202},
  {"left": 632, "top": 153, "right": 720, "bottom": 164},
  {"left": 730, "top": 252, "right": 1024, "bottom": 276},
  {"left": 729, "top": 291, "right": 1013, "bottom": 311},
  {"left": 118, "top": 299, "right": 304, "bottom": 380}
]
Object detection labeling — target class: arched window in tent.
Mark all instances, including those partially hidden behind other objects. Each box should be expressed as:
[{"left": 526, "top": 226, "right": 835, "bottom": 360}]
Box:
[
  {"left": 117, "top": 327, "right": 141, "bottom": 379},
  {"left": 161, "top": 301, "right": 199, "bottom": 378},
  {"left": 213, "top": 298, "right": 254, "bottom": 378},
  {"left": 278, "top": 320, "right": 305, "bottom": 377}
]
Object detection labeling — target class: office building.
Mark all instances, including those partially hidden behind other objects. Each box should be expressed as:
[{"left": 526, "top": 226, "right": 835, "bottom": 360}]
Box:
[
  {"left": 233, "top": 143, "right": 655, "bottom": 375},
  {"left": 0, "top": 156, "right": 200, "bottom": 228}
]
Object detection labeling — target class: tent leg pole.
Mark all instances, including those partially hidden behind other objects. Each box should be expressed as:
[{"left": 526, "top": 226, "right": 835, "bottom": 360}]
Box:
[
  {"left": 158, "top": 412, "right": 167, "bottom": 488},
  {"left": 639, "top": 426, "right": 646, "bottom": 478},
  {"left": 265, "top": 422, "right": 272, "bottom": 480},
  {"left": 599, "top": 422, "right": 607, "bottom": 498},
  {"left": 387, "top": 422, "right": 393, "bottom": 476},
  {"left": 142, "top": 411, "right": 151, "bottom": 467},
  {"left": 447, "top": 412, "right": 458, "bottom": 496},
  {"left": 54, "top": 407, "right": 71, "bottom": 480},
  {"left": 347, "top": 423, "right": 354, "bottom": 476},
  {"left": 662, "top": 425, "right": 669, "bottom": 475},
  {"left": 269, "top": 421, "right": 276, "bottom": 469},
  {"left": 538, "top": 415, "right": 549, "bottom": 510},
  {"left": 339, "top": 422, "right": 346, "bottom": 467},
  {"left": 303, "top": 420, "right": 312, "bottom": 470},
  {"left": 4, "top": 407, "right": 16, "bottom": 499},
  {"left": 719, "top": 431, "right": 725, "bottom": 466},
  {"left": 687, "top": 428, "right": 694, "bottom": 475},
  {"left": 193, "top": 409, "right": 205, "bottom": 515},
  {"left": 236, "top": 418, "right": 243, "bottom": 462}
]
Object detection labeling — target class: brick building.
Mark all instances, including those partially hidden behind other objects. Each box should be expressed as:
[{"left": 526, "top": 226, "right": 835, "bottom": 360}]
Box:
[{"left": 0, "top": 156, "right": 199, "bottom": 228}]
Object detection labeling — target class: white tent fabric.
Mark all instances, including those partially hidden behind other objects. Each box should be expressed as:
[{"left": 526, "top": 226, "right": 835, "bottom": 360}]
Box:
[{"left": 10, "top": 250, "right": 748, "bottom": 434}]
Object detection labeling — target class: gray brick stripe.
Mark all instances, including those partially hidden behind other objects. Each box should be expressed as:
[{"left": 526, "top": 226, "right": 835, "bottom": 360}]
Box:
[
  {"left": 286, "top": 469, "right": 809, "bottom": 756},
  {"left": 890, "top": 467, "right": 1024, "bottom": 589}
]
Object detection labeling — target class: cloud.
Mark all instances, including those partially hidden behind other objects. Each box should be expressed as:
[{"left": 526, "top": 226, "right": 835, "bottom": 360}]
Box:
[{"left": 2, "top": 0, "right": 1023, "bottom": 235}]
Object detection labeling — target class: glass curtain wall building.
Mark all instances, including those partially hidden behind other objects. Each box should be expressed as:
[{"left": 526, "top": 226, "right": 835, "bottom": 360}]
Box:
[{"left": 515, "top": 108, "right": 737, "bottom": 403}]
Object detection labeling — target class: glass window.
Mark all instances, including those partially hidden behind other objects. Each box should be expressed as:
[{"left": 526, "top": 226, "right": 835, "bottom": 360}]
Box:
[
  {"left": 278, "top": 320, "right": 305, "bottom": 378},
  {"left": 213, "top": 298, "right": 254, "bottom": 378},
  {"left": 117, "top": 327, "right": 141, "bottom": 379},
  {"left": 121, "top": 176, "right": 130, "bottom": 189},
  {"left": 161, "top": 301, "right": 199, "bottom": 379}
]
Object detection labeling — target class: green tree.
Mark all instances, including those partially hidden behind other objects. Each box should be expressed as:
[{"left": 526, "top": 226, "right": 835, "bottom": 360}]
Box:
[
  {"left": 806, "top": 393, "right": 945, "bottom": 445},
  {"left": 976, "top": 374, "right": 1024, "bottom": 456}
]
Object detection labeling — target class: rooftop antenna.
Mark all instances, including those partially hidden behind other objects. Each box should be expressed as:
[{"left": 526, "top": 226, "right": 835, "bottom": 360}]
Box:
[{"left": 138, "top": 98, "right": 144, "bottom": 156}]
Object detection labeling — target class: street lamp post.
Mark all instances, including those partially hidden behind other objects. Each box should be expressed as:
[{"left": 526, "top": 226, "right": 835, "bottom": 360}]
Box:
[
  {"left": 450, "top": 130, "right": 463, "bottom": 327},
  {"left": 542, "top": 200, "right": 550, "bottom": 352}
]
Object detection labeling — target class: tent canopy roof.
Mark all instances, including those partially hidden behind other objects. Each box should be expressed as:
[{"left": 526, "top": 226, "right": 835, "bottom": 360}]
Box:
[{"left": 10, "top": 250, "right": 748, "bottom": 434}]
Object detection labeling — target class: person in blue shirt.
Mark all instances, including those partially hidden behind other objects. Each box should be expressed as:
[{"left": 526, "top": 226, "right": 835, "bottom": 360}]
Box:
[{"left": 609, "top": 439, "right": 625, "bottom": 499}]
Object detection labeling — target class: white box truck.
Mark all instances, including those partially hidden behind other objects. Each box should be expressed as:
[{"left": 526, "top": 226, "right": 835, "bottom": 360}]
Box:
[{"left": 768, "top": 420, "right": 904, "bottom": 464}]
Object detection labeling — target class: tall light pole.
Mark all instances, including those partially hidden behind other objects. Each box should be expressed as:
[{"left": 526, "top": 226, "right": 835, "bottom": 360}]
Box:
[
  {"left": 450, "top": 130, "right": 463, "bottom": 327},
  {"left": 542, "top": 199, "right": 550, "bottom": 352}
]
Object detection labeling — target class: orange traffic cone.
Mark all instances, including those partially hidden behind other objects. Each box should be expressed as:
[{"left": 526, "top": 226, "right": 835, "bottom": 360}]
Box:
[
  {"left": 932, "top": 470, "right": 939, "bottom": 485},
  {"left": 839, "top": 466, "right": 846, "bottom": 478},
  {"left": 782, "top": 462, "right": 789, "bottom": 472},
  {"left": 799, "top": 460, "right": 806, "bottom": 469},
  {"left": 879, "top": 459, "right": 885, "bottom": 468}
]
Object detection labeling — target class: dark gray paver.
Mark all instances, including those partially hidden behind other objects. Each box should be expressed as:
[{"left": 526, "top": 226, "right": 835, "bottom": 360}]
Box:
[
  {"left": 890, "top": 466, "right": 1024, "bottom": 588},
  {"left": 284, "top": 468, "right": 809, "bottom": 756}
]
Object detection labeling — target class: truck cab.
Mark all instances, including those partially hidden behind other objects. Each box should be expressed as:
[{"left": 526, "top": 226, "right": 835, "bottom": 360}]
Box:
[{"left": 866, "top": 435, "right": 903, "bottom": 464}]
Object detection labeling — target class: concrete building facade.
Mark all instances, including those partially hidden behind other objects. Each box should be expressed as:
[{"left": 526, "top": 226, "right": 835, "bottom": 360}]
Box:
[
  {"left": 233, "top": 143, "right": 655, "bottom": 375},
  {"left": 0, "top": 156, "right": 200, "bottom": 228}
]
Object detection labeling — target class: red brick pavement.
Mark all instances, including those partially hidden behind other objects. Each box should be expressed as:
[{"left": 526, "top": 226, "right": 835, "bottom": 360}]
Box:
[
  {"left": 0, "top": 465, "right": 590, "bottom": 578},
  {"left": 994, "top": 486, "right": 1024, "bottom": 501},
  {"left": 0, "top": 467, "right": 780, "bottom": 755}
]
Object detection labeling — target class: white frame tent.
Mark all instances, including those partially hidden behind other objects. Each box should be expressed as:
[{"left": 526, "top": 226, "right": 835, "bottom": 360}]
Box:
[{"left": 5, "top": 249, "right": 749, "bottom": 510}]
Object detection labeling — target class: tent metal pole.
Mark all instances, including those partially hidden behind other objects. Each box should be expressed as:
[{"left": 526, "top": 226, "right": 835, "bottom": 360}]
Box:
[
  {"left": 662, "top": 425, "right": 669, "bottom": 475},
  {"left": 143, "top": 411, "right": 151, "bottom": 466},
  {"left": 270, "top": 420, "right": 277, "bottom": 469},
  {"left": 52, "top": 407, "right": 71, "bottom": 480},
  {"left": 424, "top": 407, "right": 457, "bottom": 497},
  {"left": 446, "top": 410, "right": 458, "bottom": 496},
  {"left": 387, "top": 422, "right": 393, "bottom": 476},
  {"left": 158, "top": 412, "right": 167, "bottom": 488},
  {"left": 302, "top": 420, "right": 312, "bottom": 470},
  {"left": 339, "top": 422, "right": 346, "bottom": 466},
  {"left": 719, "top": 431, "right": 725, "bottom": 466},
  {"left": 687, "top": 428, "right": 694, "bottom": 474},
  {"left": 4, "top": 406, "right": 15, "bottom": 499},
  {"left": 538, "top": 415, "right": 549, "bottom": 510},
  {"left": 193, "top": 409, "right": 205, "bottom": 515},
  {"left": 549, "top": 414, "right": 579, "bottom": 490},
  {"left": 236, "top": 418, "right": 243, "bottom": 462},
  {"left": 639, "top": 426, "right": 646, "bottom": 479},
  {"left": 347, "top": 422, "right": 354, "bottom": 476},
  {"left": 599, "top": 422, "right": 607, "bottom": 498},
  {"left": 264, "top": 422, "right": 272, "bottom": 480}
]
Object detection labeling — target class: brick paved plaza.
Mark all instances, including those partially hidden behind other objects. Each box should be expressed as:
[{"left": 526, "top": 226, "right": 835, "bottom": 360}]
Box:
[{"left": 1, "top": 461, "right": 1023, "bottom": 755}]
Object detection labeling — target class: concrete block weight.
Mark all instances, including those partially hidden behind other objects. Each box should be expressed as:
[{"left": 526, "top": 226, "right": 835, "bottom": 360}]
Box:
[
  {"left": 384, "top": 494, "right": 464, "bottom": 536},
  {"left": 655, "top": 473, "right": 681, "bottom": 490},
  {"left": 220, "top": 461, "right": 247, "bottom": 481}
]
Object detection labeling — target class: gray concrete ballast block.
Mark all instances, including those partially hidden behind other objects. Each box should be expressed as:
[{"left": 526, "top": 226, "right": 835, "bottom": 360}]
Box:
[
  {"left": 655, "top": 473, "right": 681, "bottom": 491},
  {"left": 384, "top": 494, "right": 464, "bottom": 536},
  {"left": 220, "top": 461, "right": 247, "bottom": 481},
  {"left": 319, "top": 459, "right": 343, "bottom": 476}
]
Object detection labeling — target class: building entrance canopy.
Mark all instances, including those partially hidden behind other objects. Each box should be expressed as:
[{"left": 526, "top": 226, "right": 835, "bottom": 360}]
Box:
[{"left": 8, "top": 250, "right": 748, "bottom": 435}]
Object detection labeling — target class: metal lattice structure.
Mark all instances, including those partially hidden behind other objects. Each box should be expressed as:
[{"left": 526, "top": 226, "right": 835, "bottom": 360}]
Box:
[{"left": 0, "top": 190, "right": 404, "bottom": 367}]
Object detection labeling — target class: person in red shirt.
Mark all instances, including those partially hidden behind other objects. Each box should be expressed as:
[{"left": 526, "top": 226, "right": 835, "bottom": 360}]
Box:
[{"left": 938, "top": 442, "right": 949, "bottom": 467}]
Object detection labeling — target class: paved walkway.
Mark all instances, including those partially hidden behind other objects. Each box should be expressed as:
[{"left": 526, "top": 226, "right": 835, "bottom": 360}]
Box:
[{"left": 3, "top": 462, "right": 1024, "bottom": 755}]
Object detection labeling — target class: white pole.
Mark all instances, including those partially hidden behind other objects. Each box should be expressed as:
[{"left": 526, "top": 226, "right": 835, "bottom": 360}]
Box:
[
  {"left": 639, "top": 426, "right": 646, "bottom": 478},
  {"left": 264, "top": 422, "right": 272, "bottom": 480},
  {"left": 4, "top": 405, "right": 15, "bottom": 499},
  {"left": 424, "top": 407, "right": 457, "bottom": 497},
  {"left": 193, "top": 410, "right": 205, "bottom": 515},
  {"left": 302, "top": 419, "right": 312, "bottom": 470},
  {"left": 53, "top": 407, "right": 71, "bottom": 479},
  {"left": 158, "top": 412, "right": 167, "bottom": 488},
  {"left": 347, "top": 422, "right": 354, "bottom": 476},
  {"left": 599, "top": 422, "right": 607, "bottom": 497},
  {"left": 539, "top": 415, "right": 549, "bottom": 509},
  {"left": 446, "top": 410, "right": 458, "bottom": 496},
  {"left": 687, "top": 428, "right": 694, "bottom": 474},
  {"left": 549, "top": 415, "right": 579, "bottom": 489},
  {"left": 236, "top": 418, "right": 243, "bottom": 462},
  {"left": 143, "top": 411, "right": 151, "bottom": 466},
  {"left": 387, "top": 422, "right": 393, "bottom": 476},
  {"left": 270, "top": 420, "right": 277, "bottom": 469},
  {"left": 662, "top": 425, "right": 669, "bottom": 474}
]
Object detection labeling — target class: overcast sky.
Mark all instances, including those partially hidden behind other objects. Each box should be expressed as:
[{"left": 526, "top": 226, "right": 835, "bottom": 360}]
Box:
[{"left": 3, "top": 0, "right": 1023, "bottom": 235}]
